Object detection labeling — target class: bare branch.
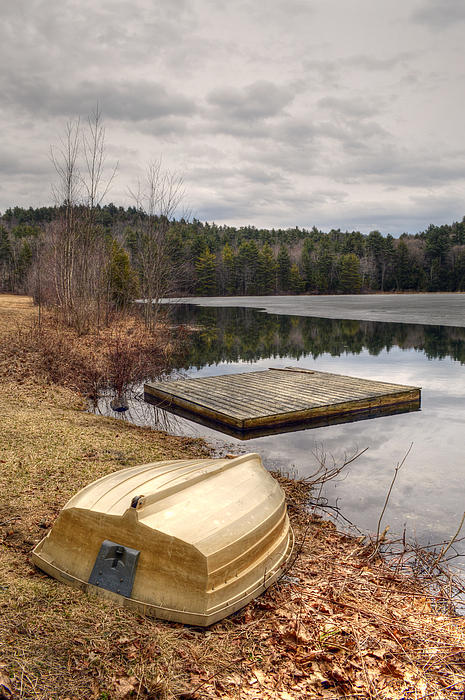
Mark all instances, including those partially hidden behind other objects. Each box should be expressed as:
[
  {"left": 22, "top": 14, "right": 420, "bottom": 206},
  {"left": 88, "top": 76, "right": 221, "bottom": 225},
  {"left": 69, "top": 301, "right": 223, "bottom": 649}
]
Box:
[
  {"left": 82, "top": 104, "right": 118, "bottom": 210},
  {"left": 50, "top": 119, "right": 81, "bottom": 208},
  {"left": 370, "top": 442, "right": 413, "bottom": 560},
  {"left": 431, "top": 510, "right": 465, "bottom": 571}
]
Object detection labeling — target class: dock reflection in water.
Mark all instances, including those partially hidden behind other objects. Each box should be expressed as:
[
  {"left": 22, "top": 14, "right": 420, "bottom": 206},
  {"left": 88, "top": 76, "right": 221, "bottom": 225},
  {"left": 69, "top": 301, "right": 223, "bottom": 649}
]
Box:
[{"left": 144, "top": 393, "right": 421, "bottom": 440}]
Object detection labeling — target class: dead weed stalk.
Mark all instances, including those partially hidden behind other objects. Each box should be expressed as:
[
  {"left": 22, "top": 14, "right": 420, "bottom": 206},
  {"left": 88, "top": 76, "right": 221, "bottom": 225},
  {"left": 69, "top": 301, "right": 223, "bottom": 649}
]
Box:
[{"left": 369, "top": 442, "right": 413, "bottom": 561}]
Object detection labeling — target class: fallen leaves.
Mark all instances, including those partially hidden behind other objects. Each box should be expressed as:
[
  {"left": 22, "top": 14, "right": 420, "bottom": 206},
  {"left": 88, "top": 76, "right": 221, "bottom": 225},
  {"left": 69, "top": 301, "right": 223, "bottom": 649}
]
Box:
[
  {"left": 172, "top": 509, "right": 465, "bottom": 699},
  {"left": 111, "top": 675, "right": 138, "bottom": 699}
]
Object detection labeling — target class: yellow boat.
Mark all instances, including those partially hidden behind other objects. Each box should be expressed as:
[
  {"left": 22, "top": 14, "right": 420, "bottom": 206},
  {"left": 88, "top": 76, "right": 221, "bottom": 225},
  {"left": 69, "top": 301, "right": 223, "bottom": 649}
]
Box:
[{"left": 32, "top": 453, "right": 293, "bottom": 626}]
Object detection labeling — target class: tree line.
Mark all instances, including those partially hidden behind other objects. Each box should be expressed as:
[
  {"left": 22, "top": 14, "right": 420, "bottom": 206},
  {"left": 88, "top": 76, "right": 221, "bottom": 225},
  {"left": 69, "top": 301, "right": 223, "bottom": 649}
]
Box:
[{"left": 1, "top": 190, "right": 465, "bottom": 311}]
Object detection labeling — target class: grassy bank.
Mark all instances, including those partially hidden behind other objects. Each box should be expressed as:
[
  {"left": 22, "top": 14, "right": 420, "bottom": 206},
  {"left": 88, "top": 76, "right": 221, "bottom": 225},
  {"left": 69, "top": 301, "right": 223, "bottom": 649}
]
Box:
[{"left": 1, "top": 295, "right": 465, "bottom": 699}]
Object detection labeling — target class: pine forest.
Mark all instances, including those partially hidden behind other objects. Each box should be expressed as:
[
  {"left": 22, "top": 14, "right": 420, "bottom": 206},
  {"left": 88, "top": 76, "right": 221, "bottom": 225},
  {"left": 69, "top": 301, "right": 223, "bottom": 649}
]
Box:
[{"left": 2, "top": 204, "right": 465, "bottom": 305}]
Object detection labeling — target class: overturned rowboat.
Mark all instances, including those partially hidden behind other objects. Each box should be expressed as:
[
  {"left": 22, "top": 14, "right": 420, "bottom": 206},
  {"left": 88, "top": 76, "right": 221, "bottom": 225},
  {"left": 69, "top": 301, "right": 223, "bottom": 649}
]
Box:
[{"left": 32, "top": 453, "right": 293, "bottom": 626}]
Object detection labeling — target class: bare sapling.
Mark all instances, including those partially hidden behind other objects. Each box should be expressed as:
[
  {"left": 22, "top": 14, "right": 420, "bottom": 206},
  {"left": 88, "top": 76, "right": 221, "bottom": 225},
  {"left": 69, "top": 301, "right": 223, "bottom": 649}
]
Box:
[
  {"left": 304, "top": 446, "right": 369, "bottom": 488},
  {"left": 44, "top": 108, "right": 118, "bottom": 332},
  {"left": 80, "top": 106, "right": 118, "bottom": 329},
  {"left": 49, "top": 118, "right": 81, "bottom": 327},
  {"left": 129, "top": 159, "right": 186, "bottom": 331},
  {"left": 305, "top": 446, "right": 368, "bottom": 520}
]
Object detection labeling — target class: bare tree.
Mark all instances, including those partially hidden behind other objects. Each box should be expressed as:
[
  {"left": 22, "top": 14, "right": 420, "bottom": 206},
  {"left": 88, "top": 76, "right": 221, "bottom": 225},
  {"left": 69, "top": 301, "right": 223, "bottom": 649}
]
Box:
[
  {"left": 82, "top": 105, "right": 117, "bottom": 212},
  {"left": 79, "top": 106, "right": 118, "bottom": 327},
  {"left": 45, "top": 109, "right": 117, "bottom": 332},
  {"left": 129, "top": 160, "right": 185, "bottom": 330},
  {"left": 50, "top": 119, "right": 81, "bottom": 326}
]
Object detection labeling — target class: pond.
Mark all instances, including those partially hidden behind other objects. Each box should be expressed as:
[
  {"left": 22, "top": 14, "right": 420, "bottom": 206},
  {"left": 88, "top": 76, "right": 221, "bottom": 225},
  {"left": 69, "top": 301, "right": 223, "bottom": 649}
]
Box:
[{"left": 96, "top": 298, "right": 465, "bottom": 564}]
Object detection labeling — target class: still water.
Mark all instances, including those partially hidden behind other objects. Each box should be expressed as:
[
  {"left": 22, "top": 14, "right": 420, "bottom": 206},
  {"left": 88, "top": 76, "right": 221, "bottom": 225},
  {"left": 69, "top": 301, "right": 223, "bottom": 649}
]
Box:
[{"left": 98, "top": 303, "right": 465, "bottom": 556}]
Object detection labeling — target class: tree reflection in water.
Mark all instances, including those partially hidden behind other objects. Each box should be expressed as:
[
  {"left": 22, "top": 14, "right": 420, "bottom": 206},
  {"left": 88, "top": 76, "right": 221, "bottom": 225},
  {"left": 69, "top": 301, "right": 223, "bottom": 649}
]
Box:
[{"left": 170, "top": 304, "right": 465, "bottom": 369}]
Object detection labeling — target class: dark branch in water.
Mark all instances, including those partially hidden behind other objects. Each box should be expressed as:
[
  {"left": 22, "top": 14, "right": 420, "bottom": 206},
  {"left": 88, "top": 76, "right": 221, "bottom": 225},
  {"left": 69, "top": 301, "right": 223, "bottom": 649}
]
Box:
[{"left": 370, "top": 442, "right": 413, "bottom": 561}]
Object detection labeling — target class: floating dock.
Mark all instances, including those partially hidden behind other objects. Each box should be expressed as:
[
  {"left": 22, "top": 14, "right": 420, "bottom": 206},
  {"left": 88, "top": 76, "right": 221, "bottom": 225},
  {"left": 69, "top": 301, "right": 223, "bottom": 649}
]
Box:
[{"left": 144, "top": 367, "right": 421, "bottom": 434}]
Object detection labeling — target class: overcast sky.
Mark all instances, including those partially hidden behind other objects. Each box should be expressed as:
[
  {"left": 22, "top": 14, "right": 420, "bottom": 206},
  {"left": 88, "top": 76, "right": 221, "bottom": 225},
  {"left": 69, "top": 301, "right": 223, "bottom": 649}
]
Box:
[{"left": 1, "top": 0, "right": 465, "bottom": 235}]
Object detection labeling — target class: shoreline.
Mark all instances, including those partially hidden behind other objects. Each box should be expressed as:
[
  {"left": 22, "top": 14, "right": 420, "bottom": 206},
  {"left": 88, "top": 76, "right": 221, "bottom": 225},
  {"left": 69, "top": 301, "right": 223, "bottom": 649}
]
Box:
[{"left": 1, "top": 294, "right": 465, "bottom": 698}]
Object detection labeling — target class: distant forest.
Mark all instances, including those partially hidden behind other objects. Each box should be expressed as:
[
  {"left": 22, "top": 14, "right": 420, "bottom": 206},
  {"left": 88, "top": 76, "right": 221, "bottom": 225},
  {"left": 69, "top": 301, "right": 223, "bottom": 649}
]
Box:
[{"left": 2, "top": 203, "right": 465, "bottom": 299}]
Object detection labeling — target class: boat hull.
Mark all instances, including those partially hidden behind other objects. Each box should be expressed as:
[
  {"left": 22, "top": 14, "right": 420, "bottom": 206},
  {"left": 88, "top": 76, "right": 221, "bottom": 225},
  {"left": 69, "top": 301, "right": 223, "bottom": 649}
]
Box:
[{"left": 32, "top": 453, "right": 293, "bottom": 625}]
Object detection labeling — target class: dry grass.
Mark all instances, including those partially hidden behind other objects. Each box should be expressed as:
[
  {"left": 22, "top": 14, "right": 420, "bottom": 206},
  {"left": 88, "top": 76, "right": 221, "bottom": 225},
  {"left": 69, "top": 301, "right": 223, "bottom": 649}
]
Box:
[
  {"left": 0, "top": 294, "right": 35, "bottom": 335},
  {"left": 1, "top": 295, "right": 465, "bottom": 699},
  {"left": 0, "top": 298, "right": 186, "bottom": 399}
]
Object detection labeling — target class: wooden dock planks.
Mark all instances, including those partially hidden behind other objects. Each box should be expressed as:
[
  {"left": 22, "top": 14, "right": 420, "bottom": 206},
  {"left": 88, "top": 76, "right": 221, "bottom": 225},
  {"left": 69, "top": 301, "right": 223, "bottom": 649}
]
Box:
[{"left": 144, "top": 367, "right": 421, "bottom": 432}]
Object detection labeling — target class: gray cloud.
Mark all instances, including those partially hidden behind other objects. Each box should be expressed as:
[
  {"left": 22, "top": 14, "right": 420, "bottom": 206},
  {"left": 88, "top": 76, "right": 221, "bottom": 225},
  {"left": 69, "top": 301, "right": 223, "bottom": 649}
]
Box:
[
  {"left": 122, "top": 116, "right": 194, "bottom": 139},
  {"left": 331, "top": 147, "right": 465, "bottom": 188},
  {"left": 207, "top": 81, "right": 295, "bottom": 122},
  {"left": 303, "top": 51, "right": 418, "bottom": 91},
  {"left": 318, "top": 96, "right": 381, "bottom": 119},
  {"left": 0, "top": 148, "right": 51, "bottom": 177},
  {"left": 411, "top": 0, "right": 465, "bottom": 28},
  {"left": 345, "top": 53, "right": 415, "bottom": 71},
  {"left": 303, "top": 59, "right": 343, "bottom": 88},
  {"left": 239, "top": 165, "right": 290, "bottom": 186},
  {"left": 242, "top": 0, "right": 315, "bottom": 28},
  {"left": 2, "top": 76, "right": 196, "bottom": 122}
]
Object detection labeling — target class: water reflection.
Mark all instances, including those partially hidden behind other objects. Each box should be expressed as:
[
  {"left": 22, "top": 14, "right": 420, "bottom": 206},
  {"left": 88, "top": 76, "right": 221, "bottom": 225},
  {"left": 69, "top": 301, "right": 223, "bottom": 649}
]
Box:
[
  {"left": 171, "top": 304, "right": 465, "bottom": 367},
  {"left": 95, "top": 390, "right": 236, "bottom": 454},
  {"left": 144, "top": 390, "right": 421, "bottom": 439},
  {"left": 95, "top": 304, "right": 465, "bottom": 569}
]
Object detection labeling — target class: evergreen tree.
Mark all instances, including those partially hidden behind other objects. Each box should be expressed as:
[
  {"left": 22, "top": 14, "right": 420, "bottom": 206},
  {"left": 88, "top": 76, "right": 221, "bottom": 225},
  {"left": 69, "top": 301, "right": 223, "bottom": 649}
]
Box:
[
  {"left": 191, "top": 233, "right": 209, "bottom": 261},
  {"left": 277, "top": 245, "right": 291, "bottom": 292},
  {"left": 395, "top": 240, "right": 412, "bottom": 290},
  {"left": 221, "top": 243, "right": 236, "bottom": 294},
  {"left": 301, "top": 239, "right": 315, "bottom": 290},
  {"left": 195, "top": 248, "right": 217, "bottom": 295},
  {"left": 289, "top": 263, "right": 305, "bottom": 293},
  {"left": 453, "top": 250, "right": 465, "bottom": 291},
  {"left": 451, "top": 218, "right": 465, "bottom": 245},
  {"left": 338, "top": 253, "right": 362, "bottom": 293},
  {"left": 342, "top": 231, "right": 365, "bottom": 257},
  {"left": 425, "top": 224, "right": 451, "bottom": 291},
  {"left": 367, "top": 230, "right": 395, "bottom": 291},
  {"left": 257, "top": 243, "right": 276, "bottom": 294},
  {"left": 315, "top": 240, "right": 336, "bottom": 292},
  {"left": 108, "top": 239, "right": 139, "bottom": 308},
  {"left": 124, "top": 227, "right": 138, "bottom": 262},
  {"left": 16, "top": 241, "right": 33, "bottom": 289},
  {"left": 0, "top": 227, "right": 12, "bottom": 263},
  {"left": 12, "top": 224, "right": 40, "bottom": 239},
  {"left": 0, "top": 226, "right": 12, "bottom": 291},
  {"left": 236, "top": 241, "right": 259, "bottom": 294}
]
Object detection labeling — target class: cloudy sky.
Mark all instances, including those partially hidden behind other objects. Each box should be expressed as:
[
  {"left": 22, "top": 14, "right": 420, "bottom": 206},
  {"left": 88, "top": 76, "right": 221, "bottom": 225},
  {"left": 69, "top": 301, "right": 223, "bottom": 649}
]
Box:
[{"left": 1, "top": 0, "right": 465, "bottom": 234}]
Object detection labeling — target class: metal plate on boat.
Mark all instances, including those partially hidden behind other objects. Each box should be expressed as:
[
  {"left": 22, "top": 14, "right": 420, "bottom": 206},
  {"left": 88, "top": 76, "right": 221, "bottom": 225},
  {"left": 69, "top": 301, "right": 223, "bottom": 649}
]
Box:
[{"left": 88, "top": 540, "right": 140, "bottom": 598}]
